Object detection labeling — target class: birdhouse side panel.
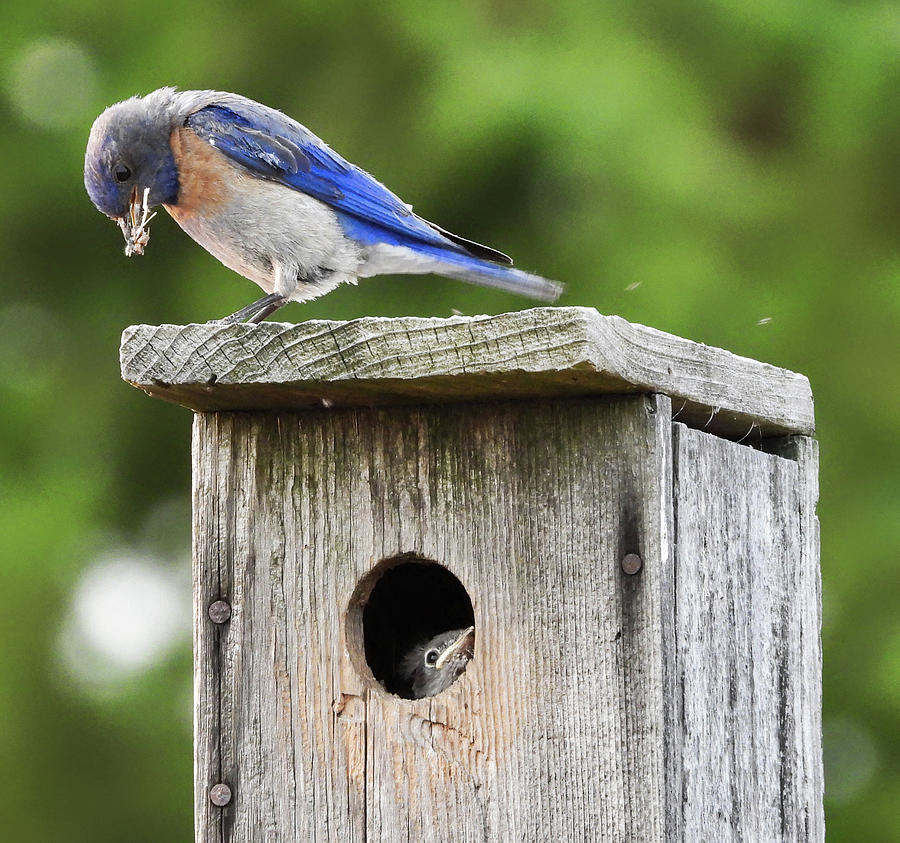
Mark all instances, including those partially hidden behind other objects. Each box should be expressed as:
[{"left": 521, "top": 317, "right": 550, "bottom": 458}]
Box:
[{"left": 668, "top": 424, "right": 823, "bottom": 841}]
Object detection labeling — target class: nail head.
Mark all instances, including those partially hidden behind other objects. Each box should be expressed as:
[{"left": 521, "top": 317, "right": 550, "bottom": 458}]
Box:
[
  {"left": 209, "top": 783, "right": 232, "bottom": 807},
  {"left": 208, "top": 600, "right": 232, "bottom": 624},
  {"left": 621, "top": 553, "right": 643, "bottom": 575}
]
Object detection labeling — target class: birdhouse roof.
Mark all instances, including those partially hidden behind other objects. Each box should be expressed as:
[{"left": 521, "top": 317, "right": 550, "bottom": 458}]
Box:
[{"left": 120, "top": 307, "right": 813, "bottom": 438}]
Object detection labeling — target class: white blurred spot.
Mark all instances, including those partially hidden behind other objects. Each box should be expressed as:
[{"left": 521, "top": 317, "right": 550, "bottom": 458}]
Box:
[
  {"left": 138, "top": 494, "right": 190, "bottom": 557},
  {"left": 624, "top": 281, "right": 641, "bottom": 292},
  {"left": 823, "top": 714, "right": 879, "bottom": 803},
  {"left": 59, "top": 552, "right": 189, "bottom": 692},
  {"left": 7, "top": 38, "right": 97, "bottom": 130},
  {"left": 756, "top": 316, "right": 773, "bottom": 326},
  {"left": 821, "top": 584, "right": 841, "bottom": 634}
]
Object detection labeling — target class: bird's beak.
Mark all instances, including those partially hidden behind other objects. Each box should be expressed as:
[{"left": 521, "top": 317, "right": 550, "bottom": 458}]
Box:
[
  {"left": 435, "top": 626, "right": 476, "bottom": 670},
  {"left": 118, "top": 186, "right": 157, "bottom": 257}
]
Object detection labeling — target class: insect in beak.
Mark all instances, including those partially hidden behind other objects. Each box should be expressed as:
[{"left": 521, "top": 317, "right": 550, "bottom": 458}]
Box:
[{"left": 118, "top": 186, "right": 157, "bottom": 256}]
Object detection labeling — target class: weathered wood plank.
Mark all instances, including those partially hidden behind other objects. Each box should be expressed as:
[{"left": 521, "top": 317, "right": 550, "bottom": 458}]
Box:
[
  {"left": 192, "top": 395, "right": 674, "bottom": 841},
  {"left": 669, "top": 424, "right": 823, "bottom": 840},
  {"left": 766, "top": 434, "right": 825, "bottom": 840},
  {"left": 121, "top": 307, "right": 814, "bottom": 438}
]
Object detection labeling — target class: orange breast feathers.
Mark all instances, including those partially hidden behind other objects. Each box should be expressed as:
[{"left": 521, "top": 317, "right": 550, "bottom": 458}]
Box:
[{"left": 165, "top": 126, "right": 233, "bottom": 224}]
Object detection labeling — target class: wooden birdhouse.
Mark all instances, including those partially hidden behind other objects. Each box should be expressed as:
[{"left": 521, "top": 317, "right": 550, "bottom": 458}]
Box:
[{"left": 120, "top": 307, "right": 823, "bottom": 841}]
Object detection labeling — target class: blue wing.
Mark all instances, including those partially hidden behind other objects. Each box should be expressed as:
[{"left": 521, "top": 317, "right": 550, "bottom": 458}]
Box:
[{"left": 185, "top": 103, "right": 512, "bottom": 263}]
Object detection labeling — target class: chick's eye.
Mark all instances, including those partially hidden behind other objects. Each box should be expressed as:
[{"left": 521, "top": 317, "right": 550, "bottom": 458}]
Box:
[
  {"left": 114, "top": 164, "right": 131, "bottom": 182},
  {"left": 425, "top": 649, "right": 439, "bottom": 666}
]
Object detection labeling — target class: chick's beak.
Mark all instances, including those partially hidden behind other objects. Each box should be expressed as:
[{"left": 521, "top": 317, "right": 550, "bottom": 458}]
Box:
[
  {"left": 118, "top": 186, "right": 156, "bottom": 257},
  {"left": 435, "top": 626, "right": 476, "bottom": 670}
]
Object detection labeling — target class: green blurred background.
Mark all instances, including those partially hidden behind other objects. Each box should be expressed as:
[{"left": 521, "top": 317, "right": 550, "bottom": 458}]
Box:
[{"left": 2, "top": 0, "right": 897, "bottom": 839}]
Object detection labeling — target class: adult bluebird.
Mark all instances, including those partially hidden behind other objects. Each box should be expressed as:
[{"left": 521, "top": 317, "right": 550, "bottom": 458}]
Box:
[{"left": 84, "top": 87, "right": 564, "bottom": 322}]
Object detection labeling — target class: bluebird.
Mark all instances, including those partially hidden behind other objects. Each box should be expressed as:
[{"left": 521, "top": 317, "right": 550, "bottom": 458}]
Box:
[
  {"left": 84, "top": 88, "right": 563, "bottom": 323},
  {"left": 398, "top": 626, "right": 475, "bottom": 699}
]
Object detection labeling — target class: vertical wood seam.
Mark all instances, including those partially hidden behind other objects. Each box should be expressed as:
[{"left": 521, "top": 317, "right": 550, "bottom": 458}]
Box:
[{"left": 213, "top": 414, "right": 224, "bottom": 843}]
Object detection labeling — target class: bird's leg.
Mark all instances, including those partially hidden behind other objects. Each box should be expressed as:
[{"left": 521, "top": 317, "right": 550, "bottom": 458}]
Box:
[
  {"left": 216, "top": 293, "right": 288, "bottom": 324},
  {"left": 246, "top": 295, "right": 288, "bottom": 323}
]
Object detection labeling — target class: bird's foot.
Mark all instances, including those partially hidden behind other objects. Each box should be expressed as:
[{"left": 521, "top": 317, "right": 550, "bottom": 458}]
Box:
[{"left": 211, "top": 293, "right": 288, "bottom": 324}]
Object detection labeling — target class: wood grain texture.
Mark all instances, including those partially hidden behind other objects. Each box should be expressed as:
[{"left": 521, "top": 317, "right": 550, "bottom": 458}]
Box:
[
  {"left": 192, "top": 395, "right": 674, "bottom": 841},
  {"left": 766, "top": 434, "right": 825, "bottom": 839},
  {"left": 121, "top": 307, "right": 814, "bottom": 438},
  {"left": 669, "top": 424, "right": 823, "bottom": 841}
]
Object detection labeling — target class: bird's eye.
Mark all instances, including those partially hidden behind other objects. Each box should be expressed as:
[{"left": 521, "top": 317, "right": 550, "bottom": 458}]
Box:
[
  {"left": 114, "top": 164, "right": 132, "bottom": 182},
  {"left": 425, "top": 649, "right": 439, "bottom": 666}
]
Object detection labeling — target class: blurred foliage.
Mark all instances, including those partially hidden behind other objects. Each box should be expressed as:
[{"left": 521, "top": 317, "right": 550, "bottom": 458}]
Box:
[{"left": 0, "top": 0, "right": 897, "bottom": 839}]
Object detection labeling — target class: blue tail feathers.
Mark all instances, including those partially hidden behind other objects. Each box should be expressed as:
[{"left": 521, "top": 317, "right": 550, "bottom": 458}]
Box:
[
  {"left": 338, "top": 211, "right": 563, "bottom": 301},
  {"left": 415, "top": 244, "right": 563, "bottom": 301}
]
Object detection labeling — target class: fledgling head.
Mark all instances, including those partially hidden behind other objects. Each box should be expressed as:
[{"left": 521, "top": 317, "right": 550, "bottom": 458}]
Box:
[
  {"left": 400, "top": 626, "right": 476, "bottom": 699},
  {"left": 84, "top": 89, "right": 181, "bottom": 220}
]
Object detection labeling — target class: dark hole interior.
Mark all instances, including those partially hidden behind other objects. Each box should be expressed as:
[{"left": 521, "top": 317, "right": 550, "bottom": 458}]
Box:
[{"left": 363, "top": 559, "right": 475, "bottom": 699}]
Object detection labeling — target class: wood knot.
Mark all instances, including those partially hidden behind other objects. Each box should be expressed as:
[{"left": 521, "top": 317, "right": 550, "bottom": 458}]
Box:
[{"left": 333, "top": 692, "right": 366, "bottom": 723}]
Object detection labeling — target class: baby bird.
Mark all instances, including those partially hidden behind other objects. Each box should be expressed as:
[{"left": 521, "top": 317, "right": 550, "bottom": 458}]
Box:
[{"left": 399, "top": 626, "right": 476, "bottom": 699}]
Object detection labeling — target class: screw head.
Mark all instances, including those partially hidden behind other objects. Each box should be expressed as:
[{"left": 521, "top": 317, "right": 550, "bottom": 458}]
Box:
[
  {"left": 621, "top": 553, "right": 643, "bottom": 575},
  {"left": 209, "top": 783, "right": 232, "bottom": 807},
  {"left": 208, "top": 600, "right": 232, "bottom": 624}
]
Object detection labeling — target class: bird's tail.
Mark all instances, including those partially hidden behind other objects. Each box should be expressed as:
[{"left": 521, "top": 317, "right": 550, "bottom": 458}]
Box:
[
  {"left": 429, "top": 250, "right": 564, "bottom": 301},
  {"left": 359, "top": 238, "right": 564, "bottom": 301}
]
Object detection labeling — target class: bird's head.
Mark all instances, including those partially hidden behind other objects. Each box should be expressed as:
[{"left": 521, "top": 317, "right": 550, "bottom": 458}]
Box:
[
  {"left": 84, "top": 92, "right": 180, "bottom": 255},
  {"left": 401, "top": 626, "right": 476, "bottom": 699}
]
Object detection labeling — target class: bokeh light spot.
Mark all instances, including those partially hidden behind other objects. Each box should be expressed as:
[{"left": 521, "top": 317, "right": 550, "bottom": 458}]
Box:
[
  {"left": 7, "top": 38, "right": 97, "bottom": 130},
  {"left": 823, "top": 714, "right": 879, "bottom": 804},
  {"left": 58, "top": 552, "right": 189, "bottom": 694}
]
